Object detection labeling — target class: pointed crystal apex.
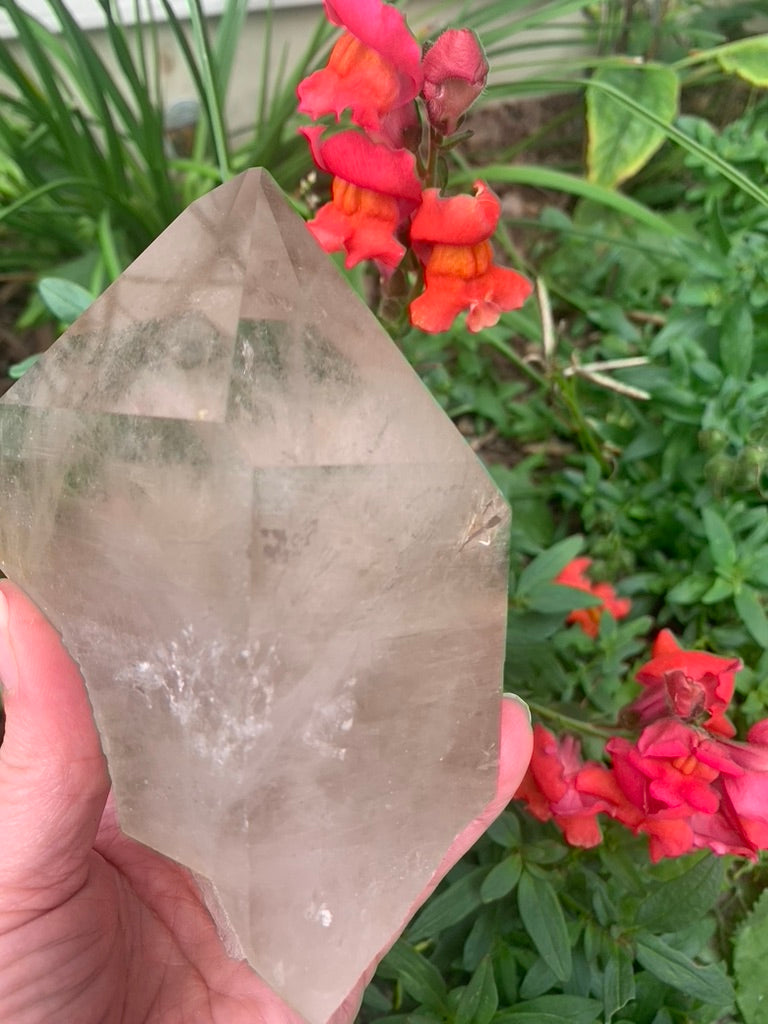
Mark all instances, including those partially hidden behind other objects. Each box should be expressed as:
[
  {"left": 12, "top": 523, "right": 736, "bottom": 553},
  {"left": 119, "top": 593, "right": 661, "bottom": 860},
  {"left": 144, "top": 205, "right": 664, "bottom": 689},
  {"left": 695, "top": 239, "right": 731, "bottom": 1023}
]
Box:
[{"left": 0, "top": 170, "right": 509, "bottom": 1023}]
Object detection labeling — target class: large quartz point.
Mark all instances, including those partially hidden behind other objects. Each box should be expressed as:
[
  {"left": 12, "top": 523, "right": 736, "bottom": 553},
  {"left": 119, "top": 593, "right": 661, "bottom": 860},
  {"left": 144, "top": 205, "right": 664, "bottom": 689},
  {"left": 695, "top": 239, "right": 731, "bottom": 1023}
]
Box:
[{"left": 0, "top": 169, "right": 509, "bottom": 1023}]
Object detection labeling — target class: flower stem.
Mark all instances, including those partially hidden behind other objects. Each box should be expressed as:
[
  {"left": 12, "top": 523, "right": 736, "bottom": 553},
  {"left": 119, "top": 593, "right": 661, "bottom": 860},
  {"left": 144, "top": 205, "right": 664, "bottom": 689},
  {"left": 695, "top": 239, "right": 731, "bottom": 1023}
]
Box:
[
  {"left": 554, "top": 374, "right": 611, "bottom": 473},
  {"left": 483, "top": 334, "right": 548, "bottom": 388},
  {"left": 526, "top": 700, "right": 626, "bottom": 740}
]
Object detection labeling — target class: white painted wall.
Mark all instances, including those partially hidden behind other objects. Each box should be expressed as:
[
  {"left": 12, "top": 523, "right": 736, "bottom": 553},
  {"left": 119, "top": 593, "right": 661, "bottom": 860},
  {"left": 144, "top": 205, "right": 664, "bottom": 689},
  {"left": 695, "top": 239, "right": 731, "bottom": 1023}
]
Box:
[{"left": 0, "top": 1, "right": 593, "bottom": 139}]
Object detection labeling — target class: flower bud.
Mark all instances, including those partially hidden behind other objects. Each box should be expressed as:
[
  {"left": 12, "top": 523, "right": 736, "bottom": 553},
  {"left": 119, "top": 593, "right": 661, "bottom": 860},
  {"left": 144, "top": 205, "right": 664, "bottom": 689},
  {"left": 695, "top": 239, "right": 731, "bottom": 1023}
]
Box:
[{"left": 421, "top": 29, "right": 488, "bottom": 135}]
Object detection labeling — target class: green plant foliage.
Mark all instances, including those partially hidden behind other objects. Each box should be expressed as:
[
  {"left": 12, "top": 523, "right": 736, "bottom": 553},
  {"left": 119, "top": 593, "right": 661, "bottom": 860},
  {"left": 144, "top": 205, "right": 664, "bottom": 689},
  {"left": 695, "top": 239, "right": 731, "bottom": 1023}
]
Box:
[
  {"left": 38, "top": 277, "right": 93, "bottom": 326},
  {"left": 0, "top": 0, "right": 326, "bottom": 279},
  {"left": 716, "top": 33, "right": 768, "bottom": 86},
  {"left": 587, "top": 63, "right": 680, "bottom": 187},
  {"left": 734, "top": 888, "right": 768, "bottom": 1024},
  {"left": 6, "top": 0, "right": 768, "bottom": 1021},
  {"left": 358, "top": 5, "right": 768, "bottom": 1020}
]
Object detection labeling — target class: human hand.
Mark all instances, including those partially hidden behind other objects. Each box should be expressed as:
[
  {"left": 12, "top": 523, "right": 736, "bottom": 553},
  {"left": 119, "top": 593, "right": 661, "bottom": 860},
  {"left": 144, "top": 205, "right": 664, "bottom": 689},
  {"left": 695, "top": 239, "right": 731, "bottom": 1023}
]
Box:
[{"left": 0, "top": 581, "right": 532, "bottom": 1024}]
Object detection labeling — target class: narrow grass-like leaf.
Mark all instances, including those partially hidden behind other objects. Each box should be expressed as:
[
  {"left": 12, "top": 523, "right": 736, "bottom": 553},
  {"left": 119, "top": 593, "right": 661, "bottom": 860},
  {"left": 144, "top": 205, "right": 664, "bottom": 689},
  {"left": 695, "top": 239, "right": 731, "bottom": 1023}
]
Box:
[
  {"left": 580, "top": 76, "right": 768, "bottom": 210},
  {"left": 212, "top": 0, "right": 249, "bottom": 100},
  {"left": 185, "top": 0, "right": 230, "bottom": 180},
  {"left": 450, "top": 165, "right": 686, "bottom": 238}
]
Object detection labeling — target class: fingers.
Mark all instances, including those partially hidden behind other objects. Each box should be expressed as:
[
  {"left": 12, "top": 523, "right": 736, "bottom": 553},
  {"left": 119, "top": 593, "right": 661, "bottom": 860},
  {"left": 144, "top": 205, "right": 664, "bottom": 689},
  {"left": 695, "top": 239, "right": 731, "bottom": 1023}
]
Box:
[
  {"left": 417, "top": 693, "right": 533, "bottom": 900},
  {"left": 328, "top": 694, "right": 533, "bottom": 1024},
  {"left": 0, "top": 582, "right": 109, "bottom": 899}
]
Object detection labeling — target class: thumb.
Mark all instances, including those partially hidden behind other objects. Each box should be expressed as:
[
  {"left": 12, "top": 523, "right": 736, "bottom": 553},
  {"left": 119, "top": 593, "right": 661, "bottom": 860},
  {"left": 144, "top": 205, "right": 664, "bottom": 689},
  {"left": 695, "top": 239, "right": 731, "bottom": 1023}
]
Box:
[
  {"left": 327, "top": 693, "right": 533, "bottom": 1024},
  {"left": 0, "top": 581, "right": 109, "bottom": 900},
  {"left": 415, "top": 692, "right": 533, "bottom": 894}
]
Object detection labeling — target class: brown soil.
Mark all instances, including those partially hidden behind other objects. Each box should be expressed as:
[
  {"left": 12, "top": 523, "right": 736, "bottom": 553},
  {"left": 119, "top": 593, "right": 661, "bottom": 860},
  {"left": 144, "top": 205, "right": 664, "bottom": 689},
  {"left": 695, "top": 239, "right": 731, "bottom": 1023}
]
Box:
[
  {"left": 0, "top": 94, "right": 584, "bottom": 397},
  {"left": 0, "top": 275, "right": 56, "bottom": 397}
]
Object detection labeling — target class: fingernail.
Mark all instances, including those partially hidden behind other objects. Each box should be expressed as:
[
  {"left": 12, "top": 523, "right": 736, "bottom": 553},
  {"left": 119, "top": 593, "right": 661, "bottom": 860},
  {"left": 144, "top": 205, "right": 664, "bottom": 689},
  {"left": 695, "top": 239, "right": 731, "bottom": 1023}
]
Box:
[
  {"left": 0, "top": 590, "right": 19, "bottom": 695},
  {"left": 503, "top": 692, "right": 531, "bottom": 725}
]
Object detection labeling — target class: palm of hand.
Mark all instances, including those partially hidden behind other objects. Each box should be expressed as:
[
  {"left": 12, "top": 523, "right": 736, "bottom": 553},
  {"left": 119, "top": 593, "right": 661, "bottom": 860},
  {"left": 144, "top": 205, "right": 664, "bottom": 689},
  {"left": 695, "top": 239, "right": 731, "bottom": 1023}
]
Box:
[
  {"left": 0, "top": 583, "right": 531, "bottom": 1024},
  {"left": 0, "top": 782, "right": 295, "bottom": 1024}
]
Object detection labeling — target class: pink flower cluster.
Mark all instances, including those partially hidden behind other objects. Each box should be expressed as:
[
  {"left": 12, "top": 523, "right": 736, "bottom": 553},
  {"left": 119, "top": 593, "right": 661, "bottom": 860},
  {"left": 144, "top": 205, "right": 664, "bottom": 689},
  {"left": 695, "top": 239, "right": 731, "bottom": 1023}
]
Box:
[
  {"left": 516, "top": 627, "right": 768, "bottom": 861},
  {"left": 297, "top": 0, "right": 532, "bottom": 333}
]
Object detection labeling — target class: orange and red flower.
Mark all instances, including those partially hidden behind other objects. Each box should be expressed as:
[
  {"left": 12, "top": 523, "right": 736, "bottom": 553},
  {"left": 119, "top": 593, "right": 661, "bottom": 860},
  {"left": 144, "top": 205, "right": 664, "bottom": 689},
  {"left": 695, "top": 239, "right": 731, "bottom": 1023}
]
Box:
[
  {"left": 301, "top": 127, "right": 422, "bottom": 273},
  {"left": 603, "top": 719, "right": 768, "bottom": 860},
  {"left": 297, "top": 0, "right": 422, "bottom": 142},
  {"left": 515, "top": 725, "right": 607, "bottom": 848},
  {"left": 624, "top": 629, "right": 741, "bottom": 737},
  {"left": 554, "top": 556, "right": 631, "bottom": 638},
  {"left": 409, "top": 181, "right": 532, "bottom": 333}
]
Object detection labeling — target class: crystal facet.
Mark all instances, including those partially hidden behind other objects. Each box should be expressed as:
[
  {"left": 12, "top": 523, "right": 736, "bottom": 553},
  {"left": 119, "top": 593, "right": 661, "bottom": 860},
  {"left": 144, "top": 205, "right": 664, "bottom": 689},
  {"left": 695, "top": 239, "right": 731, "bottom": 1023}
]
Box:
[{"left": 0, "top": 169, "right": 509, "bottom": 1023}]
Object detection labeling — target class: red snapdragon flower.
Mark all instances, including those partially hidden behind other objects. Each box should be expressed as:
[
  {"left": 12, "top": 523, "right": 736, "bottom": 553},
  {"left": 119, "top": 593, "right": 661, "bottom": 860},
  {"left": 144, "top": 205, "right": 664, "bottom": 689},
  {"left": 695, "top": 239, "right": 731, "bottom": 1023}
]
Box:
[
  {"left": 422, "top": 29, "right": 488, "bottom": 134},
  {"left": 301, "top": 127, "right": 422, "bottom": 273},
  {"left": 409, "top": 181, "right": 532, "bottom": 333},
  {"left": 603, "top": 719, "right": 766, "bottom": 860},
  {"left": 515, "top": 724, "right": 606, "bottom": 847},
  {"left": 624, "top": 629, "right": 740, "bottom": 737},
  {"left": 297, "top": 0, "right": 422, "bottom": 142},
  {"left": 554, "top": 557, "right": 631, "bottom": 638},
  {"left": 714, "top": 720, "right": 768, "bottom": 850}
]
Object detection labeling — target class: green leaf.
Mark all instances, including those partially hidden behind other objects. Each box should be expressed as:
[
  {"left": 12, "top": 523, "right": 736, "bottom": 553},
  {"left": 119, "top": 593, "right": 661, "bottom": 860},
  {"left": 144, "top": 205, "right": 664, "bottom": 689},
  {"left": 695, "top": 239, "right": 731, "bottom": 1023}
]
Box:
[
  {"left": 485, "top": 811, "right": 521, "bottom": 849},
  {"left": 379, "top": 940, "right": 448, "bottom": 1013},
  {"left": 451, "top": 164, "right": 687, "bottom": 238},
  {"left": 734, "top": 888, "right": 768, "bottom": 1023},
  {"left": 408, "top": 867, "right": 487, "bottom": 943},
  {"left": 525, "top": 583, "right": 602, "bottom": 615},
  {"left": 499, "top": 994, "right": 602, "bottom": 1023},
  {"left": 667, "top": 573, "right": 712, "bottom": 604},
  {"left": 716, "top": 35, "right": 768, "bottom": 86},
  {"left": 602, "top": 945, "right": 635, "bottom": 1023},
  {"left": 464, "top": 909, "right": 497, "bottom": 971},
  {"left": 701, "top": 576, "right": 733, "bottom": 604},
  {"left": 748, "top": 553, "right": 768, "bottom": 588},
  {"left": 719, "top": 302, "right": 754, "bottom": 380},
  {"left": 494, "top": 943, "right": 518, "bottom": 1004},
  {"left": 481, "top": 853, "right": 522, "bottom": 902},
  {"left": 456, "top": 957, "right": 498, "bottom": 1024},
  {"left": 516, "top": 536, "right": 584, "bottom": 596},
  {"left": 587, "top": 63, "right": 679, "bottom": 187},
  {"left": 494, "top": 1015, "right": 563, "bottom": 1024},
  {"left": 517, "top": 871, "right": 572, "bottom": 982},
  {"left": 635, "top": 933, "right": 734, "bottom": 1006},
  {"left": 635, "top": 854, "right": 725, "bottom": 932},
  {"left": 518, "top": 957, "right": 558, "bottom": 1000},
  {"left": 38, "top": 276, "right": 94, "bottom": 324},
  {"left": 7, "top": 354, "right": 40, "bottom": 380},
  {"left": 702, "top": 507, "right": 737, "bottom": 570},
  {"left": 735, "top": 587, "right": 768, "bottom": 648}
]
